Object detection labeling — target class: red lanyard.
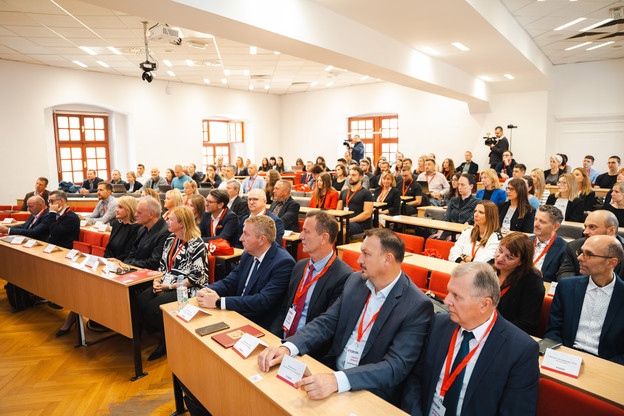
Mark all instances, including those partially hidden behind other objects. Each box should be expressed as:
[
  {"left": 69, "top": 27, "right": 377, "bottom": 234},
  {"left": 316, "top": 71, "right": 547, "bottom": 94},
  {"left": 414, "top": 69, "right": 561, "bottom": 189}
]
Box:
[
  {"left": 56, "top": 208, "right": 71, "bottom": 223},
  {"left": 292, "top": 253, "right": 336, "bottom": 306},
  {"left": 345, "top": 185, "right": 361, "bottom": 207},
  {"left": 167, "top": 237, "right": 186, "bottom": 272},
  {"left": 209, "top": 208, "right": 227, "bottom": 236},
  {"left": 500, "top": 286, "right": 510, "bottom": 297},
  {"left": 426, "top": 173, "right": 435, "bottom": 184},
  {"left": 36, "top": 190, "right": 44, "bottom": 197},
  {"left": 248, "top": 175, "right": 258, "bottom": 190},
  {"left": 402, "top": 179, "right": 412, "bottom": 196},
  {"left": 440, "top": 311, "right": 497, "bottom": 396},
  {"left": 471, "top": 242, "right": 481, "bottom": 258},
  {"left": 533, "top": 234, "right": 556, "bottom": 264},
  {"left": 378, "top": 188, "right": 390, "bottom": 202},
  {"left": 357, "top": 294, "right": 382, "bottom": 342},
  {"left": 103, "top": 202, "right": 108, "bottom": 216}
]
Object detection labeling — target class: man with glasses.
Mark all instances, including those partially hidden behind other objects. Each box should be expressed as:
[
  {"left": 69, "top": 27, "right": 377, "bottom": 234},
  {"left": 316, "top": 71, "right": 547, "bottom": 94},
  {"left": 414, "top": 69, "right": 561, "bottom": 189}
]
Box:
[
  {"left": 199, "top": 189, "right": 238, "bottom": 246},
  {"left": 545, "top": 235, "right": 624, "bottom": 364},
  {"left": 236, "top": 188, "right": 284, "bottom": 247}
]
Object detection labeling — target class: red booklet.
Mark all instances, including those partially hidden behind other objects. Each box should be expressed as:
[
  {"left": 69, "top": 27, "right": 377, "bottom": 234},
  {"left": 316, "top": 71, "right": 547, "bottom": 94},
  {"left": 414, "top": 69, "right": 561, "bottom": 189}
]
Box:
[
  {"left": 211, "top": 324, "right": 265, "bottom": 348},
  {"left": 112, "top": 269, "right": 161, "bottom": 283}
]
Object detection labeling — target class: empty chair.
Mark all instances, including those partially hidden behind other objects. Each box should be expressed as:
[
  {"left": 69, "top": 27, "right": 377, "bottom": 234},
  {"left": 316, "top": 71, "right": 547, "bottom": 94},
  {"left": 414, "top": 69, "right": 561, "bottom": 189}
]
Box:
[
  {"left": 537, "top": 296, "right": 553, "bottom": 338},
  {"left": 0, "top": 205, "right": 12, "bottom": 211},
  {"left": 537, "top": 378, "right": 624, "bottom": 416},
  {"left": 428, "top": 270, "right": 451, "bottom": 299},
  {"left": 341, "top": 249, "right": 361, "bottom": 271},
  {"left": 396, "top": 232, "right": 424, "bottom": 254},
  {"left": 91, "top": 246, "right": 106, "bottom": 257},
  {"left": 11, "top": 212, "right": 30, "bottom": 221},
  {"left": 402, "top": 263, "right": 428, "bottom": 290},
  {"left": 557, "top": 223, "right": 584, "bottom": 240},
  {"left": 424, "top": 238, "right": 455, "bottom": 260},
  {"left": 82, "top": 230, "right": 103, "bottom": 247},
  {"left": 72, "top": 241, "right": 92, "bottom": 254}
]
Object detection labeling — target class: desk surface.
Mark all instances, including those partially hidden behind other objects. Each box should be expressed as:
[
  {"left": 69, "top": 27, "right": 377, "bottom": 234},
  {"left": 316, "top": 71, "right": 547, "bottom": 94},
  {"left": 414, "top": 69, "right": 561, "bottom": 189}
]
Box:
[
  {"left": 381, "top": 215, "right": 470, "bottom": 233},
  {"left": 161, "top": 300, "right": 408, "bottom": 416},
  {"left": 299, "top": 207, "right": 353, "bottom": 217}
]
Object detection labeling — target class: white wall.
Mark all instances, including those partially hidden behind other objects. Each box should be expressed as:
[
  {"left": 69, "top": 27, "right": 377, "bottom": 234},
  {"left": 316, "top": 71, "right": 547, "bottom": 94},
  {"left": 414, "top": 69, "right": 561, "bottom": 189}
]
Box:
[{"left": 0, "top": 59, "right": 281, "bottom": 203}]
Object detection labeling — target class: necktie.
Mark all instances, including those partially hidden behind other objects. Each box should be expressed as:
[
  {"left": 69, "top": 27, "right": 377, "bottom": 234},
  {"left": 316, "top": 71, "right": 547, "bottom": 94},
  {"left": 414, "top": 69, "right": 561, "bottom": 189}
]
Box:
[
  {"left": 443, "top": 330, "right": 475, "bottom": 416},
  {"left": 242, "top": 258, "right": 259, "bottom": 295},
  {"left": 287, "top": 264, "right": 315, "bottom": 337}
]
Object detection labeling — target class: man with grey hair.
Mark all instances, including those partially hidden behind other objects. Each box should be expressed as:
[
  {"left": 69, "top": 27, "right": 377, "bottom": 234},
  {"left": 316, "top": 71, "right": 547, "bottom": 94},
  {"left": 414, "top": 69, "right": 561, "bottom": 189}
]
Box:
[
  {"left": 236, "top": 188, "right": 284, "bottom": 246},
  {"left": 530, "top": 205, "right": 567, "bottom": 282},
  {"left": 545, "top": 235, "right": 624, "bottom": 364},
  {"left": 225, "top": 178, "right": 248, "bottom": 218},
  {"left": 269, "top": 179, "right": 300, "bottom": 232},
  {"left": 0, "top": 195, "right": 50, "bottom": 240},
  {"left": 403, "top": 262, "right": 539, "bottom": 416},
  {"left": 218, "top": 165, "right": 237, "bottom": 190},
  {"left": 123, "top": 196, "right": 170, "bottom": 270},
  {"left": 557, "top": 210, "right": 624, "bottom": 280}
]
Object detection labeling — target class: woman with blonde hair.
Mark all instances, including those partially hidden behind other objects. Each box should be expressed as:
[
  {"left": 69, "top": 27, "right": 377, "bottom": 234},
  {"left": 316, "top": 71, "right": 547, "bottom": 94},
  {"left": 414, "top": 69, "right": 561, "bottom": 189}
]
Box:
[
  {"left": 309, "top": 172, "right": 339, "bottom": 209},
  {"left": 373, "top": 171, "right": 401, "bottom": 216},
  {"left": 141, "top": 188, "right": 159, "bottom": 200},
  {"left": 475, "top": 169, "right": 507, "bottom": 205},
  {"left": 104, "top": 196, "right": 141, "bottom": 260},
  {"left": 530, "top": 168, "right": 549, "bottom": 205},
  {"left": 163, "top": 189, "right": 183, "bottom": 220},
  {"left": 449, "top": 200, "right": 502, "bottom": 263},
  {"left": 572, "top": 167, "right": 596, "bottom": 211},
  {"left": 545, "top": 173, "right": 584, "bottom": 222},
  {"left": 235, "top": 156, "right": 248, "bottom": 176},
  {"left": 137, "top": 206, "right": 208, "bottom": 360},
  {"left": 182, "top": 180, "right": 199, "bottom": 206}
]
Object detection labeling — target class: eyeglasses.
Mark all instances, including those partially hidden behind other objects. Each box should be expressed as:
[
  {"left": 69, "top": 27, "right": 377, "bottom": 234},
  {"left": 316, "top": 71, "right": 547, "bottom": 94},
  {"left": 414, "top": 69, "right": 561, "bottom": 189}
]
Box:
[{"left": 576, "top": 249, "right": 613, "bottom": 260}]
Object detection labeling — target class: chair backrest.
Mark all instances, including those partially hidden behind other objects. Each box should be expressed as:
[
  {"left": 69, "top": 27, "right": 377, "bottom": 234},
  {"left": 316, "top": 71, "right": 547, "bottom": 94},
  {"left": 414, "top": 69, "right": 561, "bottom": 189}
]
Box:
[
  {"left": 537, "top": 378, "right": 624, "bottom": 416},
  {"left": 0, "top": 213, "right": 10, "bottom": 220},
  {"left": 428, "top": 270, "right": 451, "bottom": 299},
  {"left": 0, "top": 205, "right": 12, "bottom": 211},
  {"left": 557, "top": 224, "right": 584, "bottom": 240},
  {"left": 101, "top": 234, "right": 110, "bottom": 248},
  {"left": 207, "top": 255, "right": 216, "bottom": 284},
  {"left": 341, "top": 249, "right": 361, "bottom": 271},
  {"left": 296, "top": 243, "right": 310, "bottom": 262},
  {"left": 11, "top": 212, "right": 30, "bottom": 221},
  {"left": 537, "top": 296, "right": 553, "bottom": 338},
  {"left": 424, "top": 238, "right": 455, "bottom": 260},
  {"left": 82, "top": 230, "right": 103, "bottom": 247},
  {"left": 396, "top": 232, "right": 424, "bottom": 254},
  {"left": 402, "top": 263, "right": 428, "bottom": 290},
  {"left": 425, "top": 207, "right": 445, "bottom": 221},
  {"left": 73, "top": 241, "right": 92, "bottom": 254},
  {"left": 91, "top": 245, "right": 106, "bottom": 257}
]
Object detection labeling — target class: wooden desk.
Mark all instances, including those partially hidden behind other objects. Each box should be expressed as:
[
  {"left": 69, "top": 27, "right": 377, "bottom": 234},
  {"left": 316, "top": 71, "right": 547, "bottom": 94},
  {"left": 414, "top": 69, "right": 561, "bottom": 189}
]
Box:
[
  {"left": 381, "top": 215, "right": 470, "bottom": 234},
  {"left": 373, "top": 202, "right": 387, "bottom": 227},
  {"left": 161, "top": 300, "right": 408, "bottom": 416},
  {"left": 0, "top": 239, "right": 158, "bottom": 380},
  {"left": 213, "top": 247, "right": 244, "bottom": 275},
  {"left": 299, "top": 207, "right": 354, "bottom": 245},
  {"left": 417, "top": 206, "right": 446, "bottom": 219},
  {"left": 283, "top": 232, "right": 301, "bottom": 259}
]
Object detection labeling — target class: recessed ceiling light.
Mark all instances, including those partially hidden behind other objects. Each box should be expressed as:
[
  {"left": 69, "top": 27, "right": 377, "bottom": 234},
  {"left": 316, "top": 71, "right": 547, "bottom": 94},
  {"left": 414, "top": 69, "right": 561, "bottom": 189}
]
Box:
[
  {"left": 185, "top": 59, "right": 194, "bottom": 66},
  {"left": 203, "top": 78, "right": 210, "bottom": 84},
  {"left": 326, "top": 81, "right": 334, "bottom": 87},
  {"left": 554, "top": 17, "right": 586, "bottom": 31},
  {"left": 249, "top": 85, "right": 254, "bottom": 90},
  {"left": 421, "top": 47, "right": 440, "bottom": 55},
  {"left": 72, "top": 60, "right": 87, "bottom": 68},
  {"left": 264, "top": 84, "right": 269, "bottom": 90},
  {"left": 587, "top": 41, "right": 614, "bottom": 50},
  {"left": 221, "top": 78, "right": 227, "bottom": 84},
  {"left": 480, "top": 75, "right": 493, "bottom": 82},
  {"left": 224, "top": 69, "right": 231, "bottom": 76},
  {"left": 96, "top": 60, "right": 109, "bottom": 68},
  {"left": 107, "top": 46, "right": 121, "bottom": 55},
  {"left": 360, "top": 75, "right": 369, "bottom": 81},
  {"left": 325, "top": 65, "right": 333, "bottom": 71},
  {"left": 311, "top": 81, "right": 317, "bottom": 87},
  {"left": 187, "top": 41, "right": 207, "bottom": 49},
  {"left": 565, "top": 42, "right": 592, "bottom": 50},
  {"left": 250, "top": 46, "right": 257, "bottom": 55},
  {"left": 79, "top": 46, "right": 96, "bottom": 55},
  {"left": 244, "top": 69, "right": 250, "bottom": 76},
  {"left": 163, "top": 60, "right": 172, "bottom": 67},
  {"left": 580, "top": 18, "right": 614, "bottom": 32},
  {"left": 274, "top": 51, "right": 280, "bottom": 55},
  {"left": 504, "top": 74, "right": 514, "bottom": 80},
  {"left": 167, "top": 70, "right": 175, "bottom": 77},
  {"left": 451, "top": 42, "right": 470, "bottom": 51}
]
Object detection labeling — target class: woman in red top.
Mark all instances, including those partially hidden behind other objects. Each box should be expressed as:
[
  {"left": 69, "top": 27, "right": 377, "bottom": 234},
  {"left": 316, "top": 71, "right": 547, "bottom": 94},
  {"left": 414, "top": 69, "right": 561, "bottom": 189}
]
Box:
[{"left": 309, "top": 172, "right": 339, "bottom": 209}]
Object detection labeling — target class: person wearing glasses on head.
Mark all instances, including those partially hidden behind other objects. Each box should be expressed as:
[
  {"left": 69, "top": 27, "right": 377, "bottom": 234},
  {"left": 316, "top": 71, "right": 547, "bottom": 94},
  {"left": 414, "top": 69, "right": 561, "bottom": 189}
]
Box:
[
  {"left": 545, "top": 173, "right": 584, "bottom": 223},
  {"left": 545, "top": 235, "right": 624, "bottom": 364}
]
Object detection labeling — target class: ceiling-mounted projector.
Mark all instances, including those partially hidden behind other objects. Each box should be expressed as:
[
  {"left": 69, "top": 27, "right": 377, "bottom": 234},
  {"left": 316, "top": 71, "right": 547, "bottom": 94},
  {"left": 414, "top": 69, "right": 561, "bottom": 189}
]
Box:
[{"left": 148, "top": 26, "right": 182, "bottom": 43}]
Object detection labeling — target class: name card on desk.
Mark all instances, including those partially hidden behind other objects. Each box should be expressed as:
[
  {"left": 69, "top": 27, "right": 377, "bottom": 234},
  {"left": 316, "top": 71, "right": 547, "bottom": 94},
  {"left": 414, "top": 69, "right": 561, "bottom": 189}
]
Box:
[
  {"left": 176, "top": 304, "right": 210, "bottom": 323},
  {"left": 84, "top": 256, "right": 99, "bottom": 269},
  {"left": 95, "top": 223, "right": 108, "bottom": 232},
  {"left": 283, "top": 230, "right": 293, "bottom": 237},
  {"left": 65, "top": 249, "right": 82, "bottom": 260},
  {"left": 80, "top": 220, "right": 88, "bottom": 227},
  {"left": 43, "top": 244, "right": 57, "bottom": 254},
  {"left": 542, "top": 348, "right": 582, "bottom": 378},
  {"left": 276, "top": 355, "right": 307, "bottom": 387},
  {"left": 232, "top": 332, "right": 268, "bottom": 359},
  {"left": 548, "top": 282, "right": 558, "bottom": 297},
  {"left": 10, "top": 236, "right": 25, "bottom": 245},
  {"left": 24, "top": 239, "right": 38, "bottom": 248},
  {"left": 2, "top": 218, "right": 15, "bottom": 224}
]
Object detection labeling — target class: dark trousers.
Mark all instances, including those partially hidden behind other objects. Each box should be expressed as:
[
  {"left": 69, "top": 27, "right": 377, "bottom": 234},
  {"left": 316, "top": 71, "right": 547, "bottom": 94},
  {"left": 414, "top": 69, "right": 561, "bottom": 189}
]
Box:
[{"left": 136, "top": 286, "right": 177, "bottom": 333}]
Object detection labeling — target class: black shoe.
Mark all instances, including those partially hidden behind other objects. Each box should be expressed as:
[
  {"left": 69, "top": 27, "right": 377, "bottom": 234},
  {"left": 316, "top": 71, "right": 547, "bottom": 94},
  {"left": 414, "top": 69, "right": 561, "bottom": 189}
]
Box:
[
  {"left": 147, "top": 341, "right": 166, "bottom": 361},
  {"left": 47, "top": 302, "right": 63, "bottom": 309},
  {"left": 56, "top": 321, "right": 75, "bottom": 337},
  {"left": 87, "top": 320, "right": 110, "bottom": 333}
]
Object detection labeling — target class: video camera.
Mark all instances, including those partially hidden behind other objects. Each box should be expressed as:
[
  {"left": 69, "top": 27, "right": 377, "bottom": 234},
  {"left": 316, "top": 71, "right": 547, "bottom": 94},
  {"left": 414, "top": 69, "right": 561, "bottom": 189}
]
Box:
[
  {"left": 343, "top": 138, "right": 352, "bottom": 149},
  {"left": 483, "top": 135, "right": 497, "bottom": 146}
]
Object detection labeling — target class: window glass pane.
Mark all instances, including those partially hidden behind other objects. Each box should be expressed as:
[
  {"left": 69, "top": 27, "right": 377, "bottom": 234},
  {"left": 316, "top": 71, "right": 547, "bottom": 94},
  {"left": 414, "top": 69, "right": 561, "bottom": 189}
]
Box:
[
  {"left": 59, "top": 129, "right": 70, "bottom": 141},
  {"left": 71, "top": 148, "right": 81, "bottom": 158},
  {"left": 205, "top": 147, "right": 214, "bottom": 156},
  {"left": 96, "top": 148, "right": 106, "bottom": 158},
  {"left": 69, "top": 117, "right": 80, "bottom": 129},
  {"left": 366, "top": 120, "right": 373, "bottom": 129},
  {"left": 382, "top": 143, "right": 389, "bottom": 152},
  {"left": 85, "top": 130, "right": 95, "bottom": 141},
  {"left": 95, "top": 130, "right": 105, "bottom": 141},
  {"left": 72, "top": 160, "right": 82, "bottom": 171},
  {"left": 390, "top": 143, "right": 398, "bottom": 153},
  {"left": 62, "top": 172, "right": 73, "bottom": 182},
  {"left": 94, "top": 118, "right": 104, "bottom": 129},
  {"left": 60, "top": 148, "right": 70, "bottom": 159},
  {"left": 74, "top": 172, "right": 84, "bottom": 182},
  {"left": 98, "top": 170, "right": 107, "bottom": 179},
  {"left": 98, "top": 159, "right": 107, "bottom": 170},
  {"left": 70, "top": 129, "right": 81, "bottom": 141},
  {"left": 86, "top": 148, "right": 96, "bottom": 158},
  {"left": 58, "top": 116, "right": 68, "bottom": 129},
  {"left": 84, "top": 117, "right": 94, "bottom": 129},
  {"left": 381, "top": 129, "right": 389, "bottom": 139},
  {"left": 61, "top": 160, "right": 71, "bottom": 171},
  {"left": 209, "top": 121, "right": 228, "bottom": 143},
  {"left": 365, "top": 143, "right": 373, "bottom": 153},
  {"left": 382, "top": 119, "right": 390, "bottom": 129},
  {"left": 87, "top": 159, "right": 97, "bottom": 169}
]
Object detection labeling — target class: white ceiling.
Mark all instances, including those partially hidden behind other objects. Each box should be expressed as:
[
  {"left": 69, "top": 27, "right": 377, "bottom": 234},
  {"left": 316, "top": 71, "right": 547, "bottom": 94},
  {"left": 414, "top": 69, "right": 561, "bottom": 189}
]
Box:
[{"left": 0, "top": 0, "right": 622, "bottom": 96}]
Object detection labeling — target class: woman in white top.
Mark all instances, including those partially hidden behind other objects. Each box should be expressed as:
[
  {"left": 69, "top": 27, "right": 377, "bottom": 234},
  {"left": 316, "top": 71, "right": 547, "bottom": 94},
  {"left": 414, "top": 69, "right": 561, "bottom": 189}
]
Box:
[
  {"left": 545, "top": 173, "right": 584, "bottom": 222},
  {"left": 530, "top": 168, "right": 550, "bottom": 205},
  {"left": 448, "top": 200, "right": 502, "bottom": 263}
]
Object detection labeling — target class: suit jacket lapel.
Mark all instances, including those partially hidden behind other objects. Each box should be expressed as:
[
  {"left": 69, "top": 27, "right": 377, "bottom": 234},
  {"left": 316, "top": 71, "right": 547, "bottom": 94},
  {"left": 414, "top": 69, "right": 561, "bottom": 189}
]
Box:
[
  {"left": 570, "top": 276, "right": 589, "bottom": 337},
  {"left": 243, "top": 244, "right": 276, "bottom": 295},
  {"left": 335, "top": 278, "right": 369, "bottom": 351},
  {"left": 600, "top": 276, "right": 624, "bottom": 344},
  {"left": 308, "top": 259, "right": 335, "bottom": 306}
]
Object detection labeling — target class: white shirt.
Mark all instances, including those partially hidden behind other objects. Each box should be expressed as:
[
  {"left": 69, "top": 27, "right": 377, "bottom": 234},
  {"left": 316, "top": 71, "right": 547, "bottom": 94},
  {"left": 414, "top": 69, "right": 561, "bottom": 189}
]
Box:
[
  {"left": 533, "top": 235, "right": 554, "bottom": 271},
  {"left": 554, "top": 198, "right": 569, "bottom": 218},
  {"left": 573, "top": 275, "right": 616, "bottom": 356},
  {"left": 448, "top": 228, "right": 501, "bottom": 263},
  {"left": 221, "top": 248, "right": 269, "bottom": 310},
  {"left": 431, "top": 312, "right": 496, "bottom": 416},
  {"left": 417, "top": 171, "right": 450, "bottom": 197}
]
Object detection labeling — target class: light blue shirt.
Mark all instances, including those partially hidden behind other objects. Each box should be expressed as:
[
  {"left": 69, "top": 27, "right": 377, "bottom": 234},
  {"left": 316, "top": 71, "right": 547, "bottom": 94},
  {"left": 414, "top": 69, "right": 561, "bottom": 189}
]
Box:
[
  {"left": 241, "top": 174, "right": 266, "bottom": 194},
  {"left": 587, "top": 168, "right": 600, "bottom": 184},
  {"left": 171, "top": 174, "right": 191, "bottom": 191}
]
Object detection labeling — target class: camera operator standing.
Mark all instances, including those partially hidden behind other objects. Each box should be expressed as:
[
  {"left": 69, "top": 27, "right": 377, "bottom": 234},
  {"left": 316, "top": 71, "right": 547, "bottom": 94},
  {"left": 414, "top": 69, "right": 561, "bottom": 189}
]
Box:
[
  {"left": 349, "top": 134, "right": 365, "bottom": 163},
  {"left": 488, "top": 126, "right": 509, "bottom": 168}
]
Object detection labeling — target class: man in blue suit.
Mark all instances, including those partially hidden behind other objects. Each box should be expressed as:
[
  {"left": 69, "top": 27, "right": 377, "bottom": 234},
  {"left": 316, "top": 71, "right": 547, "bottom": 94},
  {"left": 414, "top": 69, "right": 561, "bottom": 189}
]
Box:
[
  {"left": 198, "top": 215, "right": 295, "bottom": 329},
  {"left": 0, "top": 196, "right": 50, "bottom": 241},
  {"left": 235, "top": 188, "right": 284, "bottom": 247},
  {"left": 403, "top": 262, "right": 539, "bottom": 416},
  {"left": 545, "top": 235, "right": 624, "bottom": 364},
  {"left": 530, "top": 205, "right": 567, "bottom": 282},
  {"left": 258, "top": 228, "right": 433, "bottom": 405}
]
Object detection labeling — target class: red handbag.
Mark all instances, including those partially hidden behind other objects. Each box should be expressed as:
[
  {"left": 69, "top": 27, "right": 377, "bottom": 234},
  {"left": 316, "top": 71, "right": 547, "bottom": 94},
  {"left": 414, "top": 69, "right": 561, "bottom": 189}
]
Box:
[
  {"left": 423, "top": 248, "right": 442, "bottom": 259},
  {"left": 207, "top": 239, "right": 234, "bottom": 255},
  {"left": 294, "top": 184, "right": 312, "bottom": 192}
]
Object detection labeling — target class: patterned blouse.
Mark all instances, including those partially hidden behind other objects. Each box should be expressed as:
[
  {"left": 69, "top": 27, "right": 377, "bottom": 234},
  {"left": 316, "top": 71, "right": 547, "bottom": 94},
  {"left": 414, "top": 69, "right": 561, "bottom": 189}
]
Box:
[{"left": 158, "top": 235, "right": 208, "bottom": 297}]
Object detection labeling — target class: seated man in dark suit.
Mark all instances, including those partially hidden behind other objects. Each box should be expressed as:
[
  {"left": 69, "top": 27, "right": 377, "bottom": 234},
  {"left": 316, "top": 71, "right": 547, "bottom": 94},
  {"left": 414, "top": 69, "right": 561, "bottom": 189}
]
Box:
[
  {"left": 225, "top": 179, "right": 249, "bottom": 219},
  {"left": 123, "top": 196, "right": 171, "bottom": 270},
  {"left": 545, "top": 235, "right": 624, "bottom": 364},
  {"left": 47, "top": 190, "right": 80, "bottom": 249},
  {"left": 269, "top": 180, "right": 300, "bottom": 233},
  {"left": 456, "top": 151, "right": 479, "bottom": 175},
  {"left": 235, "top": 188, "right": 284, "bottom": 247},
  {"left": 199, "top": 189, "right": 238, "bottom": 247},
  {"left": 258, "top": 228, "right": 433, "bottom": 405},
  {"left": 494, "top": 150, "right": 517, "bottom": 179},
  {"left": 403, "top": 262, "right": 539, "bottom": 416},
  {"left": 530, "top": 205, "right": 567, "bottom": 282},
  {"left": 270, "top": 211, "right": 353, "bottom": 356},
  {"left": 198, "top": 215, "right": 295, "bottom": 328},
  {"left": 556, "top": 210, "right": 624, "bottom": 280},
  {"left": 20, "top": 177, "right": 49, "bottom": 211},
  {"left": 79, "top": 169, "right": 103, "bottom": 194},
  {"left": 0, "top": 196, "right": 50, "bottom": 241}
]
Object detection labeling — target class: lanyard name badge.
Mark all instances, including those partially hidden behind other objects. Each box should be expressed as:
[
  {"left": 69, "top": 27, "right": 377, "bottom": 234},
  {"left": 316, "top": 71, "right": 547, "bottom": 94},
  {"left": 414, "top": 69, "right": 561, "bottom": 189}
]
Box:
[
  {"left": 168, "top": 237, "right": 185, "bottom": 272},
  {"left": 344, "top": 294, "right": 381, "bottom": 369},
  {"left": 533, "top": 234, "right": 556, "bottom": 264},
  {"left": 344, "top": 185, "right": 361, "bottom": 211},
  {"left": 282, "top": 254, "right": 337, "bottom": 332}
]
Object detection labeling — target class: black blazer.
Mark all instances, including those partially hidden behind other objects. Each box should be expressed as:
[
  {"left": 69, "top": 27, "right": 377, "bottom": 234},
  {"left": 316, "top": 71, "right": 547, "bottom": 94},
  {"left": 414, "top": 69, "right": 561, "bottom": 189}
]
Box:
[
  {"left": 497, "top": 201, "right": 536, "bottom": 233},
  {"left": 545, "top": 195, "right": 584, "bottom": 222},
  {"left": 21, "top": 190, "right": 49, "bottom": 211},
  {"left": 456, "top": 161, "right": 479, "bottom": 175},
  {"left": 8, "top": 208, "right": 51, "bottom": 241},
  {"left": 373, "top": 187, "right": 401, "bottom": 216},
  {"left": 198, "top": 208, "right": 239, "bottom": 246},
  {"left": 103, "top": 221, "right": 141, "bottom": 261},
  {"left": 124, "top": 217, "right": 171, "bottom": 270},
  {"left": 81, "top": 177, "right": 103, "bottom": 193},
  {"left": 124, "top": 180, "right": 143, "bottom": 192},
  {"left": 48, "top": 209, "right": 80, "bottom": 250},
  {"left": 269, "top": 196, "right": 301, "bottom": 233},
  {"left": 578, "top": 190, "right": 596, "bottom": 211},
  {"left": 529, "top": 235, "right": 567, "bottom": 283},
  {"left": 229, "top": 196, "right": 249, "bottom": 219},
  {"left": 498, "top": 271, "right": 545, "bottom": 335}
]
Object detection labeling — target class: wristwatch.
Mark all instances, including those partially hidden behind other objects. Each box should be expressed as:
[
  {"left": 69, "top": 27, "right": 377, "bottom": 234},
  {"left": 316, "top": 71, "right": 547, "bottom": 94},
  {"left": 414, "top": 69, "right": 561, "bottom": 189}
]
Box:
[{"left": 215, "top": 298, "right": 222, "bottom": 309}]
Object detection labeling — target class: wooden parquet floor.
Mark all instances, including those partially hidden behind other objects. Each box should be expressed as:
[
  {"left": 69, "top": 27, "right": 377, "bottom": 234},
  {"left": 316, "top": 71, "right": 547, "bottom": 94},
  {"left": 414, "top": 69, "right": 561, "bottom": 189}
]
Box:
[{"left": 0, "top": 279, "right": 178, "bottom": 416}]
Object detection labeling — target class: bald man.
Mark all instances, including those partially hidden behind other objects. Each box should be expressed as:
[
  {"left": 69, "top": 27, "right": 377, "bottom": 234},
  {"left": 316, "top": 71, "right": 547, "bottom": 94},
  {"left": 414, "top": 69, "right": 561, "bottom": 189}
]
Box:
[
  {"left": 236, "top": 188, "right": 284, "bottom": 247},
  {"left": 0, "top": 196, "right": 50, "bottom": 241},
  {"left": 171, "top": 164, "right": 192, "bottom": 192}
]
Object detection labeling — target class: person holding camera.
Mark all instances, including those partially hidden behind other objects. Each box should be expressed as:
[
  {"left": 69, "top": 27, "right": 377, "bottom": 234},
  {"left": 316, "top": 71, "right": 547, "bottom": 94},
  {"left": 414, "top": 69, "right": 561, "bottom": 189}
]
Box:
[
  {"left": 349, "top": 134, "right": 365, "bottom": 163},
  {"left": 488, "top": 126, "right": 509, "bottom": 168}
]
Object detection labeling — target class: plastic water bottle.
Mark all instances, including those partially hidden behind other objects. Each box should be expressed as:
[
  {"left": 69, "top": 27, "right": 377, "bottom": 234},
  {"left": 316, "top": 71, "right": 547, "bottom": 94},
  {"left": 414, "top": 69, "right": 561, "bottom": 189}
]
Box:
[
  {"left": 177, "top": 275, "right": 188, "bottom": 310},
  {"left": 502, "top": 216, "right": 511, "bottom": 235}
]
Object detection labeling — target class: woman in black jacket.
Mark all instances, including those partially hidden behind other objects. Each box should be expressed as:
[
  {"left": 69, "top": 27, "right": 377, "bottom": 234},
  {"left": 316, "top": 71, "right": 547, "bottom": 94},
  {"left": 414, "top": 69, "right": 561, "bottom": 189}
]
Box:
[
  {"left": 545, "top": 173, "right": 584, "bottom": 222},
  {"left": 373, "top": 172, "right": 401, "bottom": 216},
  {"left": 498, "top": 178, "right": 535, "bottom": 233}
]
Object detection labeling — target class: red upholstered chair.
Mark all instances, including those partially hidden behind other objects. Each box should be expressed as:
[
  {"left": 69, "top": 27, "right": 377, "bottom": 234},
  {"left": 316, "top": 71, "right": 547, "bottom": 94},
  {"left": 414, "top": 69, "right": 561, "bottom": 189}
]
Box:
[
  {"left": 82, "top": 230, "right": 103, "bottom": 247},
  {"left": 298, "top": 220, "right": 304, "bottom": 232},
  {"left": 402, "top": 263, "right": 428, "bottom": 290},
  {"left": 428, "top": 270, "right": 451, "bottom": 299},
  {"left": 0, "top": 213, "right": 10, "bottom": 220},
  {"left": 341, "top": 249, "right": 361, "bottom": 271},
  {"left": 537, "top": 378, "right": 624, "bottom": 416},
  {"left": 75, "top": 207, "right": 92, "bottom": 212},
  {"left": 207, "top": 255, "right": 216, "bottom": 284},
  {"left": 424, "top": 238, "right": 455, "bottom": 260},
  {"left": 11, "top": 212, "right": 30, "bottom": 221},
  {"left": 73, "top": 241, "right": 92, "bottom": 254},
  {"left": 91, "top": 245, "right": 106, "bottom": 257},
  {"left": 11, "top": 205, "right": 21, "bottom": 211},
  {"left": 79, "top": 229, "right": 86, "bottom": 242},
  {"left": 295, "top": 171, "right": 304, "bottom": 185},
  {"left": 0, "top": 205, "right": 12, "bottom": 210},
  {"left": 537, "top": 296, "right": 553, "bottom": 338},
  {"left": 101, "top": 234, "right": 110, "bottom": 248},
  {"left": 397, "top": 232, "right": 424, "bottom": 254}
]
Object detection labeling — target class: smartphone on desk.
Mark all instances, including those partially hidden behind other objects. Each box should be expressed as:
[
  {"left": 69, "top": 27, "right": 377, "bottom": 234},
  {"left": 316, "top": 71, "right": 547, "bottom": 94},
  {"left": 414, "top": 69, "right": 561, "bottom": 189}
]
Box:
[
  {"left": 538, "top": 338, "right": 562, "bottom": 355},
  {"left": 196, "top": 322, "right": 230, "bottom": 337}
]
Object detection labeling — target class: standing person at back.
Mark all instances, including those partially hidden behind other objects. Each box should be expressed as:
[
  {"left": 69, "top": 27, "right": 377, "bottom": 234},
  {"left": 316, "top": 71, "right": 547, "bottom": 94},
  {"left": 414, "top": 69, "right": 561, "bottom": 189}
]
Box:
[
  {"left": 336, "top": 166, "right": 374, "bottom": 238},
  {"left": 350, "top": 134, "right": 365, "bottom": 163},
  {"left": 487, "top": 126, "right": 509, "bottom": 169}
]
